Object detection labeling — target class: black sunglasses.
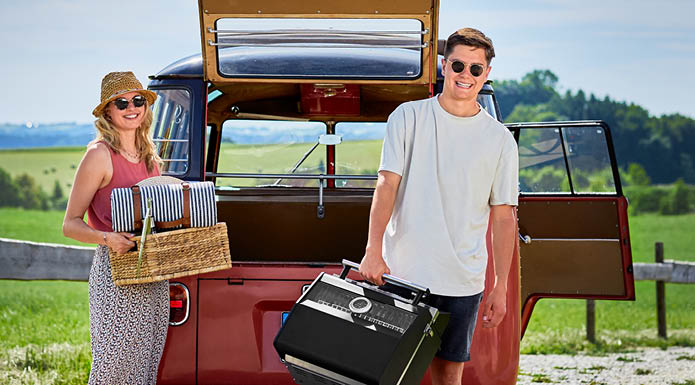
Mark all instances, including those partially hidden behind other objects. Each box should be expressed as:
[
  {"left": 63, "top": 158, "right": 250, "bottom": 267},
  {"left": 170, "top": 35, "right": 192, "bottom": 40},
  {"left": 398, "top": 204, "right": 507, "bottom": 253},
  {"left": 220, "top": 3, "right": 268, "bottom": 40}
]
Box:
[
  {"left": 112, "top": 95, "right": 147, "bottom": 110},
  {"left": 448, "top": 60, "right": 486, "bottom": 77}
]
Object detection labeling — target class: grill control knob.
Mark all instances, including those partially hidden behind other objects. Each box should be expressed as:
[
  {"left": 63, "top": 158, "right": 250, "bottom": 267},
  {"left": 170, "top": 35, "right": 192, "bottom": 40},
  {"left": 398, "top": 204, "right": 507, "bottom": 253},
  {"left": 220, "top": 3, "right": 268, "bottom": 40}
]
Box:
[{"left": 348, "top": 297, "right": 372, "bottom": 314}]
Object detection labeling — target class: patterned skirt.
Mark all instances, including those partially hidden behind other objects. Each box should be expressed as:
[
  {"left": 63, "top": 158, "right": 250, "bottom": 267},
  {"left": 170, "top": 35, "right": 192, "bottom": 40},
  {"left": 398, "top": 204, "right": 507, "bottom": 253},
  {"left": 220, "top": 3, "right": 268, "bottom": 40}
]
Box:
[{"left": 88, "top": 245, "right": 169, "bottom": 385}]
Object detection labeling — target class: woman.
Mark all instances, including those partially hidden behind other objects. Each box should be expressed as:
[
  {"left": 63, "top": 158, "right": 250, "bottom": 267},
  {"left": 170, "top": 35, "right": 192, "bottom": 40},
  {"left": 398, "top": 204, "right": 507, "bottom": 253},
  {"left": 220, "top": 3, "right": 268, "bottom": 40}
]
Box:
[{"left": 63, "top": 71, "right": 167, "bottom": 384}]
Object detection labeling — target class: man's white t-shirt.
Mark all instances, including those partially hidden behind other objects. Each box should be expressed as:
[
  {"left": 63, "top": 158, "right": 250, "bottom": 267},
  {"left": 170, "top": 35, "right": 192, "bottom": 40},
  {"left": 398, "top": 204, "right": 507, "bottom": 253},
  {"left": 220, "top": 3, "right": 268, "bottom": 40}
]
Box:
[{"left": 379, "top": 95, "right": 518, "bottom": 296}]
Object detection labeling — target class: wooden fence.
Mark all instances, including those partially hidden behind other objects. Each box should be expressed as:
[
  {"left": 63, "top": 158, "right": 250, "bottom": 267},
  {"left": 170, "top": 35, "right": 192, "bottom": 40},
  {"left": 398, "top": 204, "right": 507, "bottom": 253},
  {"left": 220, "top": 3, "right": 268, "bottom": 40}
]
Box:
[
  {"left": 0, "top": 238, "right": 93, "bottom": 281},
  {"left": 1, "top": 237, "right": 692, "bottom": 340}
]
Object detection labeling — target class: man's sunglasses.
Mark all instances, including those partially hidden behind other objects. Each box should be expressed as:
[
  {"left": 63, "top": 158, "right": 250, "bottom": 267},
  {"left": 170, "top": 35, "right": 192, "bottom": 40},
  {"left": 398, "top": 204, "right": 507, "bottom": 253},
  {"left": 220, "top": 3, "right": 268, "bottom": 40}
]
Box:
[
  {"left": 448, "top": 60, "right": 486, "bottom": 77},
  {"left": 112, "top": 95, "right": 146, "bottom": 110}
]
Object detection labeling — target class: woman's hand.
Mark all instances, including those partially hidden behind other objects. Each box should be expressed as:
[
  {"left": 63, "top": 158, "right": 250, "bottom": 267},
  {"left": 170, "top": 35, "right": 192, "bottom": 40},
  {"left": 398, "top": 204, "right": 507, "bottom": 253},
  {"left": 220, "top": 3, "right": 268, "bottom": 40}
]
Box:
[{"left": 105, "top": 232, "right": 136, "bottom": 254}]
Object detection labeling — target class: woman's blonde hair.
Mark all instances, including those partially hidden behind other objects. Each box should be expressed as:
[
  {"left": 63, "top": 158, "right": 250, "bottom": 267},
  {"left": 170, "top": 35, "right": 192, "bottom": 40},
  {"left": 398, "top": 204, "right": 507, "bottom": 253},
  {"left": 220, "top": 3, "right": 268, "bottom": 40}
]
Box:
[{"left": 90, "top": 102, "right": 163, "bottom": 173}]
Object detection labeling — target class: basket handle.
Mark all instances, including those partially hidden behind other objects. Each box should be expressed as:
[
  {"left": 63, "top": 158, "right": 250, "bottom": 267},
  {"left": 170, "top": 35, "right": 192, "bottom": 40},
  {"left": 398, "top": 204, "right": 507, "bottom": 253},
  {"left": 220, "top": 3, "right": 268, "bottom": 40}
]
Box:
[{"left": 132, "top": 182, "right": 192, "bottom": 230}]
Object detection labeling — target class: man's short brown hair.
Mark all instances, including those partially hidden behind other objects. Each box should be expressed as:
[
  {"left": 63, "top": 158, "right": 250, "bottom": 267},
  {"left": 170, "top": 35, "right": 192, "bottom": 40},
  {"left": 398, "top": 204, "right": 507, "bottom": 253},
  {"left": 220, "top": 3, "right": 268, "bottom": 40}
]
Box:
[{"left": 444, "top": 28, "right": 495, "bottom": 65}]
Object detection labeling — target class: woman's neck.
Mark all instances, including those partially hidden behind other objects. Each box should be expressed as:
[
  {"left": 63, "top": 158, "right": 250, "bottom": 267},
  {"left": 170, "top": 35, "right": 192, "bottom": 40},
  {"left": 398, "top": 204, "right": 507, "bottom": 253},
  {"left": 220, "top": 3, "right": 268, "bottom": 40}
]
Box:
[{"left": 118, "top": 130, "right": 138, "bottom": 154}]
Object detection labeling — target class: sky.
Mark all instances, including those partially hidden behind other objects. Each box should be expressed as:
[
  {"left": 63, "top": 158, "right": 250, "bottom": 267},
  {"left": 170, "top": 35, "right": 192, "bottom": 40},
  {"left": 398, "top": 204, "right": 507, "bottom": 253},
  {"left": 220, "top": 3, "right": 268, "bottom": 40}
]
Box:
[{"left": 1, "top": 0, "right": 694, "bottom": 124}]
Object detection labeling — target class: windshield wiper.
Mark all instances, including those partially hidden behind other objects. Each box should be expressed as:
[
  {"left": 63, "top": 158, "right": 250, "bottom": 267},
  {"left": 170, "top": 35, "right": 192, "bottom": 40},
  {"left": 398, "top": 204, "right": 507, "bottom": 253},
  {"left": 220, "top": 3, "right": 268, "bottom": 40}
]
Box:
[{"left": 272, "top": 141, "right": 321, "bottom": 186}]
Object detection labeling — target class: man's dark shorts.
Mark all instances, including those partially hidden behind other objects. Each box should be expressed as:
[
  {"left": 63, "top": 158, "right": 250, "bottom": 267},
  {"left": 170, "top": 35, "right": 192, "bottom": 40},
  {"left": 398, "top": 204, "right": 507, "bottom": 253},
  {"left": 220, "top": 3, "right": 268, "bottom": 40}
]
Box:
[
  {"left": 424, "top": 291, "right": 483, "bottom": 362},
  {"left": 382, "top": 284, "right": 483, "bottom": 362}
]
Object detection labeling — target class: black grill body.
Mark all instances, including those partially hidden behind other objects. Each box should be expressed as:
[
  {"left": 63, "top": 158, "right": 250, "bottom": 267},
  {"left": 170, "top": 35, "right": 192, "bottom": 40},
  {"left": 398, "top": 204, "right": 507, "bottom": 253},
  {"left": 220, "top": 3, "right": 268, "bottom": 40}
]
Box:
[{"left": 274, "top": 272, "right": 449, "bottom": 385}]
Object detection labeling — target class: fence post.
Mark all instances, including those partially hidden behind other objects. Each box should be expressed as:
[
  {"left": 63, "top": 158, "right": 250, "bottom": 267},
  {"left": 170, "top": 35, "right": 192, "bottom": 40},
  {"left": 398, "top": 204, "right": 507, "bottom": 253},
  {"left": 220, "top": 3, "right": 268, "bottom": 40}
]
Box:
[
  {"left": 655, "top": 242, "right": 667, "bottom": 339},
  {"left": 586, "top": 299, "right": 596, "bottom": 343}
]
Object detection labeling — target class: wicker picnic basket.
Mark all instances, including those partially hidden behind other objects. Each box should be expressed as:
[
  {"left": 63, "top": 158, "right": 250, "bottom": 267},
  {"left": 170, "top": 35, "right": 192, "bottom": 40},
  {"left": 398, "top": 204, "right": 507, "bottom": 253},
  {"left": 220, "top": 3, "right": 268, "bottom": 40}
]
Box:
[{"left": 109, "top": 176, "right": 232, "bottom": 286}]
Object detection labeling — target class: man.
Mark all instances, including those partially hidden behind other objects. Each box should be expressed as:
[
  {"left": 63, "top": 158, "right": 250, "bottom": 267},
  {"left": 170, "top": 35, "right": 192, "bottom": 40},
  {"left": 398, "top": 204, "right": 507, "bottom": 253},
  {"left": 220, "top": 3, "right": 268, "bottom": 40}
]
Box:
[{"left": 359, "top": 28, "right": 518, "bottom": 385}]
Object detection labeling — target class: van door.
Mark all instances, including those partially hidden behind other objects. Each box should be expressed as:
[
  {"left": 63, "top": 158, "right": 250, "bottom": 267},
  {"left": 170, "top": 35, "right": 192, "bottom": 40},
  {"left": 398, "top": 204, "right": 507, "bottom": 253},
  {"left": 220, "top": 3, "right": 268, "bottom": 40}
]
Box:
[{"left": 506, "top": 121, "right": 635, "bottom": 336}]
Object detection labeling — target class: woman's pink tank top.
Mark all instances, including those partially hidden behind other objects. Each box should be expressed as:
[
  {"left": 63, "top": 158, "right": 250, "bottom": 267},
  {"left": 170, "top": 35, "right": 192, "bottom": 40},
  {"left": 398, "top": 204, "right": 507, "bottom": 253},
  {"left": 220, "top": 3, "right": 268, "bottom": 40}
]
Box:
[{"left": 87, "top": 144, "right": 160, "bottom": 232}]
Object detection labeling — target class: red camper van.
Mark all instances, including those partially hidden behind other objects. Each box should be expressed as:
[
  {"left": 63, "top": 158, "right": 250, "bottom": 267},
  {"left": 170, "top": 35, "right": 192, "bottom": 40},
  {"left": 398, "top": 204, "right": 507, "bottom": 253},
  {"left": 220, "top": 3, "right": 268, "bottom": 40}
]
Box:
[{"left": 147, "top": 1, "right": 636, "bottom": 383}]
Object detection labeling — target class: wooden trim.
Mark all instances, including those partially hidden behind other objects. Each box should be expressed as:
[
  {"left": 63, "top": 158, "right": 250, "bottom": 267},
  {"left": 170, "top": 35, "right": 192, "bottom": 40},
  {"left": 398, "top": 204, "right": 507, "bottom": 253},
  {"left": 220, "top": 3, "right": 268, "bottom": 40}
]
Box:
[
  {"left": 199, "top": 0, "right": 433, "bottom": 15},
  {"left": 199, "top": 12, "right": 435, "bottom": 85},
  {"left": 429, "top": 0, "right": 440, "bottom": 94}
]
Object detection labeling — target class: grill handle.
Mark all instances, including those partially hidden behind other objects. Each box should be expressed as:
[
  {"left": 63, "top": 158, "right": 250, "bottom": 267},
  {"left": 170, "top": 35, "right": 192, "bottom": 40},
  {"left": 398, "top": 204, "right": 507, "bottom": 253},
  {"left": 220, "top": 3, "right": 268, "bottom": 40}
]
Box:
[{"left": 340, "top": 259, "right": 430, "bottom": 306}]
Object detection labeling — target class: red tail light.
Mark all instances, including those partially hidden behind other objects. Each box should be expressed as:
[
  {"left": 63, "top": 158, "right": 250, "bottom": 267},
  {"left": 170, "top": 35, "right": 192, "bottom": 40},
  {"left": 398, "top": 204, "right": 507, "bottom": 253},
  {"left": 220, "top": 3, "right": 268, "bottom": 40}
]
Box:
[
  {"left": 170, "top": 300, "right": 183, "bottom": 308},
  {"left": 169, "top": 282, "right": 190, "bottom": 326}
]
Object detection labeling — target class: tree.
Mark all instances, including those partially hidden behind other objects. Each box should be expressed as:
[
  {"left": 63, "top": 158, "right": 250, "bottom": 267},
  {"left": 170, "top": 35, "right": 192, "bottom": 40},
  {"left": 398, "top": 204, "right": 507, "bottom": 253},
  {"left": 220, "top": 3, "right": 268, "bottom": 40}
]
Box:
[
  {"left": 0, "top": 167, "right": 21, "bottom": 207},
  {"left": 493, "top": 69, "right": 560, "bottom": 120},
  {"left": 51, "top": 180, "right": 67, "bottom": 210},
  {"left": 627, "top": 163, "right": 651, "bottom": 186},
  {"left": 52, "top": 180, "right": 64, "bottom": 201},
  {"left": 671, "top": 179, "right": 691, "bottom": 214},
  {"left": 520, "top": 70, "right": 558, "bottom": 104},
  {"left": 660, "top": 179, "right": 691, "bottom": 215},
  {"left": 495, "top": 69, "right": 695, "bottom": 184},
  {"left": 680, "top": 152, "right": 695, "bottom": 184},
  {"left": 14, "top": 174, "right": 47, "bottom": 210},
  {"left": 505, "top": 104, "right": 566, "bottom": 123}
]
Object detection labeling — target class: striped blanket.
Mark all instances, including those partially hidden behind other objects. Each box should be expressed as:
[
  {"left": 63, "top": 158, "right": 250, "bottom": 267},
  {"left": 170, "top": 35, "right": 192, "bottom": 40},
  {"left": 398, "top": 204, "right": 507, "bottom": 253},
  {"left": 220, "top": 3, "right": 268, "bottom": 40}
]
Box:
[{"left": 111, "top": 182, "right": 216, "bottom": 232}]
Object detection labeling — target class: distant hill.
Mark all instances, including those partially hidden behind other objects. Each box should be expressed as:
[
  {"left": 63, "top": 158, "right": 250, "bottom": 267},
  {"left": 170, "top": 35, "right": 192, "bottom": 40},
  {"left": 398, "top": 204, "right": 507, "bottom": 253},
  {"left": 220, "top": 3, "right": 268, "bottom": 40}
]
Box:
[
  {"left": 0, "top": 121, "right": 386, "bottom": 149},
  {"left": 4, "top": 70, "right": 693, "bottom": 184},
  {"left": 0, "top": 123, "right": 96, "bottom": 149}
]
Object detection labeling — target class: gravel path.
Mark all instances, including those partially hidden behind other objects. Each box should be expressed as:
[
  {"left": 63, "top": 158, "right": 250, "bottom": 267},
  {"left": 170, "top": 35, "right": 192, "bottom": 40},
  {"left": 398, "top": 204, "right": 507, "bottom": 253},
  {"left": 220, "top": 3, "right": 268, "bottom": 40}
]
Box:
[{"left": 517, "top": 347, "right": 695, "bottom": 384}]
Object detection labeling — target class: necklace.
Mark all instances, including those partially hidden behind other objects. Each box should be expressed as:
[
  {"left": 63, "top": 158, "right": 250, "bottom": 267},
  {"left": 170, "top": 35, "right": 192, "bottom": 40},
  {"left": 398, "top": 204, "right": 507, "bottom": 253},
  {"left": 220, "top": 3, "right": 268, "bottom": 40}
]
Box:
[{"left": 121, "top": 149, "right": 139, "bottom": 160}]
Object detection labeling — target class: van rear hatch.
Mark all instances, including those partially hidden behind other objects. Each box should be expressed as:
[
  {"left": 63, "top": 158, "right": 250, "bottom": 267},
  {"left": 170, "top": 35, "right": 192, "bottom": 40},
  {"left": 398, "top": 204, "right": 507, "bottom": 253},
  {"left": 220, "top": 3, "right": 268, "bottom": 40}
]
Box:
[{"left": 197, "top": 0, "right": 440, "bottom": 90}]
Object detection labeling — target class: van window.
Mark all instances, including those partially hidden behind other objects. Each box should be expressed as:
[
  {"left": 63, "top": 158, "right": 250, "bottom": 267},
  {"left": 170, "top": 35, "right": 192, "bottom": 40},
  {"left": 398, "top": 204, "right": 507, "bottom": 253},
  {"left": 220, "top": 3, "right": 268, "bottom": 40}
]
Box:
[
  {"left": 217, "top": 120, "right": 327, "bottom": 187},
  {"left": 151, "top": 88, "right": 191, "bottom": 175},
  {"left": 334, "top": 122, "right": 386, "bottom": 188},
  {"left": 212, "top": 18, "right": 423, "bottom": 79},
  {"left": 563, "top": 126, "right": 616, "bottom": 193},
  {"left": 519, "top": 125, "right": 617, "bottom": 194},
  {"left": 478, "top": 92, "right": 498, "bottom": 121}
]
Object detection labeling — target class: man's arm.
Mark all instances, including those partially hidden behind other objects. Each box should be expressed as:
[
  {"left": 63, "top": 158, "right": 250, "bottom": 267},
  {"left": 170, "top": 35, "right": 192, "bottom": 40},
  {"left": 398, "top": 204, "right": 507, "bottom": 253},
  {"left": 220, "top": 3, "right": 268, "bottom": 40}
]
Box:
[
  {"left": 359, "top": 170, "right": 402, "bottom": 286},
  {"left": 481, "top": 204, "right": 516, "bottom": 328}
]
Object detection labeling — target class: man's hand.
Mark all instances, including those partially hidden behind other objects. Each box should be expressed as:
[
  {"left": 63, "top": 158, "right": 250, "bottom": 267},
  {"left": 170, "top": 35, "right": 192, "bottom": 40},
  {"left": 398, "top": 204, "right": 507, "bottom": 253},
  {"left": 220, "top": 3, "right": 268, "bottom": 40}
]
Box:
[
  {"left": 359, "top": 250, "right": 391, "bottom": 286},
  {"left": 481, "top": 284, "right": 507, "bottom": 328}
]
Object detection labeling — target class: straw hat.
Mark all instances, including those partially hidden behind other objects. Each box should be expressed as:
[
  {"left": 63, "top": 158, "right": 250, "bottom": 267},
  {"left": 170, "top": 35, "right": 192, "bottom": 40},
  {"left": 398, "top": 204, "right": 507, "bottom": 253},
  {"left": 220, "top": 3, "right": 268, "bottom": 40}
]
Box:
[{"left": 92, "top": 71, "right": 157, "bottom": 117}]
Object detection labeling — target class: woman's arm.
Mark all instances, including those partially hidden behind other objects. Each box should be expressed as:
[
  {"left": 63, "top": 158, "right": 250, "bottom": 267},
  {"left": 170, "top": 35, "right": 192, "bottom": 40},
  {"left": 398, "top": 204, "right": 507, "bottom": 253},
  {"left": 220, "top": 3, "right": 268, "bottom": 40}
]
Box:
[{"left": 62, "top": 143, "right": 134, "bottom": 253}]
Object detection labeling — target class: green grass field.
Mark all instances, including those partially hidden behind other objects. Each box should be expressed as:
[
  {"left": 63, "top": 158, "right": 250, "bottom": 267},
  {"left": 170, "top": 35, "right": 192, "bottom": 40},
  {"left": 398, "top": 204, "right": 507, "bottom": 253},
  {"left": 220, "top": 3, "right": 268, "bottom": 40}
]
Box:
[
  {"left": 0, "top": 147, "right": 84, "bottom": 194},
  {"left": 217, "top": 140, "right": 382, "bottom": 187},
  {"left": 0, "top": 208, "right": 88, "bottom": 247},
  {"left": 0, "top": 280, "right": 90, "bottom": 384}
]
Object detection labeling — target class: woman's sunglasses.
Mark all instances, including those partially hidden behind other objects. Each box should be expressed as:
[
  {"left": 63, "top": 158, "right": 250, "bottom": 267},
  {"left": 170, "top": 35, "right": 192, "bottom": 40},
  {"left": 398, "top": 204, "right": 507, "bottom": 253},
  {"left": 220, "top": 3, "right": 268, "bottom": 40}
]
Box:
[
  {"left": 112, "top": 95, "right": 146, "bottom": 110},
  {"left": 448, "top": 60, "right": 486, "bottom": 77}
]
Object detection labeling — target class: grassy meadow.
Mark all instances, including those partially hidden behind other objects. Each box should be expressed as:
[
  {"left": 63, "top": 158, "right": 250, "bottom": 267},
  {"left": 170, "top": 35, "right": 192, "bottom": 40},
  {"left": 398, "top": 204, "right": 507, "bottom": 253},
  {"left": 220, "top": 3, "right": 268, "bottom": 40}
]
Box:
[
  {"left": 0, "top": 141, "right": 384, "bottom": 192},
  {"left": 0, "top": 279, "right": 90, "bottom": 384},
  {"left": 216, "top": 140, "right": 382, "bottom": 187},
  {"left": 0, "top": 147, "right": 84, "bottom": 194},
  {"left": 0, "top": 208, "right": 87, "bottom": 247}
]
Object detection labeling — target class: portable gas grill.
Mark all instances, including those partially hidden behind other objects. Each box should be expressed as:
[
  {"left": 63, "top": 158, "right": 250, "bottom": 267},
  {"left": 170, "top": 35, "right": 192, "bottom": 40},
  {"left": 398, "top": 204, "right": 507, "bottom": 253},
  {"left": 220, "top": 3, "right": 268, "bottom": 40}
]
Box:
[{"left": 274, "top": 260, "right": 449, "bottom": 385}]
